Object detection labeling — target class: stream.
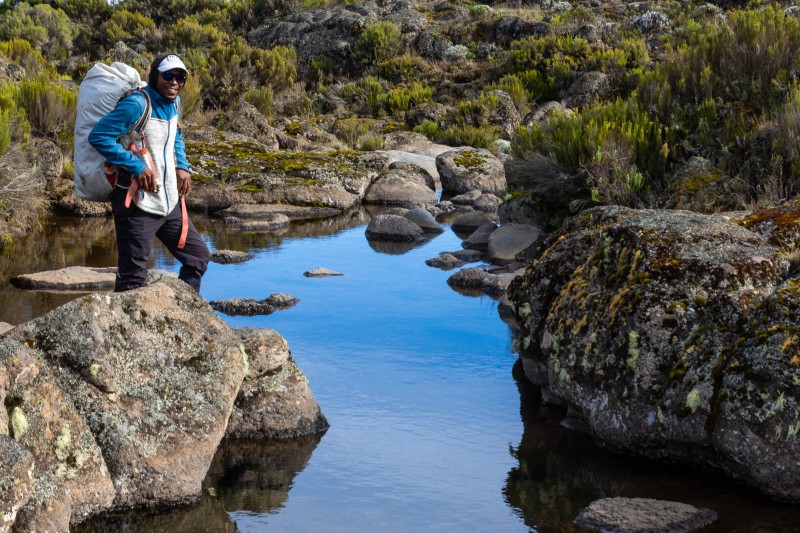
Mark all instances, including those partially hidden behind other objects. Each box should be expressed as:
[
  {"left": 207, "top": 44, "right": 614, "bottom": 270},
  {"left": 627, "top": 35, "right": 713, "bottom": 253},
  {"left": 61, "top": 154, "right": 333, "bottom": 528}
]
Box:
[{"left": 2, "top": 211, "right": 800, "bottom": 532}]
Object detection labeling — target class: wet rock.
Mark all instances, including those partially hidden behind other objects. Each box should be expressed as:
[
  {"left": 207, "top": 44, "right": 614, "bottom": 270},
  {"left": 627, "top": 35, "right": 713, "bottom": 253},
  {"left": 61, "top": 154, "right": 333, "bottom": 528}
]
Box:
[
  {"left": 304, "top": 267, "right": 343, "bottom": 277},
  {"left": 451, "top": 211, "right": 494, "bottom": 235},
  {"left": 266, "top": 293, "right": 301, "bottom": 308},
  {"left": 463, "top": 221, "right": 499, "bottom": 251},
  {"left": 437, "top": 148, "right": 507, "bottom": 197},
  {"left": 403, "top": 207, "right": 444, "bottom": 234},
  {"left": 7, "top": 278, "right": 247, "bottom": 511},
  {"left": 487, "top": 224, "right": 545, "bottom": 265},
  {"left": 210, "top": 299, "right": 275, "bottom": 316},
  {"left": 425, "top": 253, "right": 465, "bottom": 270},
  {"left": 447, "top": 267, "right": 488, "bottom": 291},
  {"left": 365, "top": 214, "right": 425, "bottom": 242},
  {"left": 363, "top": 165, "right": 438, "bottom": 208},
  {"left": 226, "top": 328, "right": 329, "bottom": 439},
  {"left": 209, "top": 250, "right": 255, "bottom": 265},
  {"left": 575, "top": 497, "right": 717, "bottom": 532},
  {"left": 450, "top": 249, "right": 484, "bottom": 263},
  {"left": 481, "top": 271, "right": 520, "bottom": 298},
  {"left": 0, "top": 435, "right": 35, "bottom": 533}
]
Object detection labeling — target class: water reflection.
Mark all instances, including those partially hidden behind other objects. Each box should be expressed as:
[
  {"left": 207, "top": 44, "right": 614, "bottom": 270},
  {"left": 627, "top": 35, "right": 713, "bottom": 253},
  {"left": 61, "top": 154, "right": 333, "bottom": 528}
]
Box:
[
  {"left": 75, "top": 436, "right": 322, "bottom": 533},
  {"left": 504, "top": 363, "right": 800, "bottom": 533}
]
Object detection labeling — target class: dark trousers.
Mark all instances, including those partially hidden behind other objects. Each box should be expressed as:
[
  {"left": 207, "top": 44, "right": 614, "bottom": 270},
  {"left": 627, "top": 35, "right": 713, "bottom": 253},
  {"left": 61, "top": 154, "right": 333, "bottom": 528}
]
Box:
[{"left": 110, "top": 186, "right": 209, "bottom": 292}]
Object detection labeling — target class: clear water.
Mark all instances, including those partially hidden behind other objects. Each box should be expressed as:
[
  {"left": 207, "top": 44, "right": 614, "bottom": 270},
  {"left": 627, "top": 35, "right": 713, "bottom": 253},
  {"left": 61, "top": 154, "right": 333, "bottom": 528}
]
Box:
[{"left": 4, "top": 213, "right": 800, "bottom": 533}]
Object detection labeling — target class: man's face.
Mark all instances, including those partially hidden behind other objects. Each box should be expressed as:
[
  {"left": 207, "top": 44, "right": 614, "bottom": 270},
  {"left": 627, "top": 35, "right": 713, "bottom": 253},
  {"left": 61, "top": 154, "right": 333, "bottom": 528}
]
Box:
[{"left": 157, "top": 69, "right": 186, "bottom": 100}]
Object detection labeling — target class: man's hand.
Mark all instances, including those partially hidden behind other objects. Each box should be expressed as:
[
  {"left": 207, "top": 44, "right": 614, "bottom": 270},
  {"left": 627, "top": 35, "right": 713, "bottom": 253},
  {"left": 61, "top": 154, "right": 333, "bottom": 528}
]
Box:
[
  {"left": 177, "top": 169, "right": 192, "bottom": 196},
  {"left": 135, "top": 167, "right": 159, "bottom": 193}
]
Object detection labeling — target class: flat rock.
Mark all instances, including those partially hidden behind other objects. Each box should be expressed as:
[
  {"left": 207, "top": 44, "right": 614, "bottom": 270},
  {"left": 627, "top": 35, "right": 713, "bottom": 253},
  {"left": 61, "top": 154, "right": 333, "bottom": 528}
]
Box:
[
  {"left": 234, "top": 214, "right": 291, "bottom": 232},
  {"left": 215, "top": 203, "right": 340, "bottom": 220},
  {"left": 304, "top": 267, "right": 343, "bottom": 277},
  {"left": 210, "top": 298, "right": 275, "bottom": 316},
  {"left": 377, "top": 150, "right": 440, "bottom": 179},
  {"left": 10, "top": 267, "right": 176, "bottom": 291},
  {"left": 425, "top": 253, "right": 465, "bottom": 270},
  {"left": 209, "top": 250, "right": 255, "bottom": 264},
  {"left": 574, "top": 497, "right": 718, "bottom": 533}
]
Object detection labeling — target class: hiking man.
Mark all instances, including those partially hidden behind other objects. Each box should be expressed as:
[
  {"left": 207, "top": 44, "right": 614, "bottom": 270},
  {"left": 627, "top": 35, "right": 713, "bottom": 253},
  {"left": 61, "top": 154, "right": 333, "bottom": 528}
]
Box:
[{"left": 89, "top": 52, "right": 209, "bottom": 293}]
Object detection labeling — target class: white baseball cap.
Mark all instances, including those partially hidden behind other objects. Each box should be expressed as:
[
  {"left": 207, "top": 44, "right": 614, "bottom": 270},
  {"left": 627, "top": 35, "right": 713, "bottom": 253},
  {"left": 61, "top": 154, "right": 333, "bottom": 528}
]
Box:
[{"left": 158, "top": 54, "right": 188, "bottom": 74}]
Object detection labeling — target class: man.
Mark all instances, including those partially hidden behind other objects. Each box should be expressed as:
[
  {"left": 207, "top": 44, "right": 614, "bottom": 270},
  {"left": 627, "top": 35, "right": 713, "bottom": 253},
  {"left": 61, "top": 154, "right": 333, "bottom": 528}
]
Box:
[{"left": 89, "top": 52, "right": 209, "bottom": 292}]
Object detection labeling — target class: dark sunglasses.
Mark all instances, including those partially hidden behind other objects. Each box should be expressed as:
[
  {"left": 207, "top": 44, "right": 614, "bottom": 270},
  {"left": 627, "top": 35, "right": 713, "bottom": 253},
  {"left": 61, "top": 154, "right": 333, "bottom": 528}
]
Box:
[{"left": 160, "top": 71, "right": 187, "bottom": 83}]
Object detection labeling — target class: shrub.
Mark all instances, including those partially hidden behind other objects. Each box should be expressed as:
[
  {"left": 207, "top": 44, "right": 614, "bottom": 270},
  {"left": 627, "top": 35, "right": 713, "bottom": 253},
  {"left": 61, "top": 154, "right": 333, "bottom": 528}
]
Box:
[
  {"left": 487, "top": 74, "right": 529, "bottom": 114},
  {"left": 244, "top": 86, "right": 273, "bottom": 117},
  {"left": 354, "top": 21, "right": 403, "bottom": 67},
  {"left": 386, "top": 82, "right": 433, "bottom": 116},
  {"left": 17, "top": 77, "right": 76, "bottom": 150},
  {"left": 358, "top": 132, "right": 383, "bottom": 151},
  {"left": 413, "top": 119, "right": 440, "bottom": 141},
  {"left": 179, "top": 72, "right": 202, "bottom": 118},
  {"left": 0, "top": 38, "right": 49, "bottom": 77},
  {"left": 440, "top": 124, "right": 500, "bottom": 150},
  {"left": 165, "top": 16, "right": 227, "bottom": 51},
  {"left": 100, "top": 9, "right": 158, "bottom": 48},
  {"left": 451, "top": 91, "right": 500, "bottom": 128},
  {"left": 378, "top": 53, "right": 430, "bottom": 84},
  {"left": 334, "top": 119, "right": 372, "bottom": 148},
  {"left": 0, "top": 2, "right": 73, "bottom": 61}
]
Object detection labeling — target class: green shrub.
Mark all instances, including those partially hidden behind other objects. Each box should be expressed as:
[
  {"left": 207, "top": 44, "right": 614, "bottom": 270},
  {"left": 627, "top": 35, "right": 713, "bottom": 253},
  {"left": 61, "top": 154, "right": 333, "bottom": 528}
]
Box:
[
  {"left": 17, "top": 77, "right": 76, "bottom": 149},
  {"left": 487, "top": 74, "right": 528, "bottom": 114},
  {"left": 0, "top": 2, "right": 73, "bottom": 61},
  {"left": 358, "top": 132, "right": 383, "bottom": 151},
  {"left": 354, "top": 21, "right": 403, "bottom": 66},
  {"left": 451, "top": 91, "right": 500, "bottom": 128},
  {"left": 100, "top": 9, "right": 158, "bottom": 48},
  {"left": 378, "top": 53, "right": 430, "bottom": 84},
  {"left": 440, "top": 124, "right": 500, "bottom": 150},
  {"left": 334, "top": 119, "right": 372, "bottom": 148},
  {"left": 0, "top": 38, "right": 49, "bottom": 76},
  {"left": 179, "top": 72, "right": 202, "bottom": 117},
  {"left": 413, "top": 119, "right": 440, "bottom": 141},
  {"left": 245, "top": 86, "right": 273, "bottom": 117},
  {"left": 0, "top": 82, "right": 18, "bottom": 111},
  {"left": 356, "top": 76, "right": 386, "bottom": 116},
  {"left": 386, "top": 82, "right": 433, "bottom": 116},
  {"left": 165, "top": 16, "right": 226, "bottom": 51}
]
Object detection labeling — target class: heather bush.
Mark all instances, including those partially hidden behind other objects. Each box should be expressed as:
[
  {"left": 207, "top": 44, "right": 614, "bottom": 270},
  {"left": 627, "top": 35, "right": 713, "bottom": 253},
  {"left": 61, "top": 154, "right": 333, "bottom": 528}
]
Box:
[
  {"left": 334, "top": 118, "right": 372, "bottom": 148},
  {"left": 413, "top": 119, "right": 440, "bottom": 141},
  {"left": 487, "top": 74, "right": 528, "bottom": 114},
  {"left": 386, "top": 82, "right": 433, "bottom": 116},
  {"left": 0, "top": 2, "right": 73, "bottom": 61},
  {"left": 354, "top": 21, "right": 403, "bottom": 67},
  {"left": 245, "top": 86, "right": 273, "bottom": 117},
  {"left": 100, "top": 9, "right": 158, "bottom": 48},
  {"left": 440, "top": 123, "right": 500, "bottom": 150},
  {"left": 378, "top": 54, "right": 430, "bottom": 84},
  {"left": 0, "top": 38, "right": 49, "bottom": 76},
  {"left": 164, "top": 16, "right": 227, "bottom": 51},
  {"left": 17, "top": 77, "right": 76, "bottom": 150}
]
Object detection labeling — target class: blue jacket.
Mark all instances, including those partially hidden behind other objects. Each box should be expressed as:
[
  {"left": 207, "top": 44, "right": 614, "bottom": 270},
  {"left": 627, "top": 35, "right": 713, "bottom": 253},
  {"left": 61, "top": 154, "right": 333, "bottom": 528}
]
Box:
[{"left": 89, "top": 85, "right": 188, "bottom": 215}]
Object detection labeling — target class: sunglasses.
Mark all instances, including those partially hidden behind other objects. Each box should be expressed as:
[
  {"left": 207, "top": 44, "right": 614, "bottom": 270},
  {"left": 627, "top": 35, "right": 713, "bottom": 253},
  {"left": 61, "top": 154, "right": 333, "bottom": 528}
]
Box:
[{"left": 160, "top": 71, "right": 187, "bottom": 83}]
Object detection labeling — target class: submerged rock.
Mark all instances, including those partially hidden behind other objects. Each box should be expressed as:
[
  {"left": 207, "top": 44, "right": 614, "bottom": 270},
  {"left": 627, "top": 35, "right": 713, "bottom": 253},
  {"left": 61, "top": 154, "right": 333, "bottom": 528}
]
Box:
[
  {"left": 575, "top": 497, "right": 717, "bottom": 533},
  {"left": 304, "top": 267, "right": 343, "bottom": 277},
  {"left": 209, "top": 250, "right": 255, "bottom": 265}
]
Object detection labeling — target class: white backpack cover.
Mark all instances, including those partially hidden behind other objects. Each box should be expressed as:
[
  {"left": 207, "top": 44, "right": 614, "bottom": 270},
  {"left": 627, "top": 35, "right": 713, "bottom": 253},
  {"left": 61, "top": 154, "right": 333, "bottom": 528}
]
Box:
[{"left": 73, "top": 62, "right": 146, "bottom": 201}]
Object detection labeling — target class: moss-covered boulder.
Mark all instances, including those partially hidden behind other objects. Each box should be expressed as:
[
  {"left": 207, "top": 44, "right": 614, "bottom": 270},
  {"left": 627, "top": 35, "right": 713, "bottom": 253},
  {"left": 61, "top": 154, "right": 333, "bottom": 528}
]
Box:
[
  {"left": 185, "top": 127, "right": 384, "bottom": 213},
  {"left": 436, "top": 148, "right": 506, "bottom": 197},
  {"left": 508, "top": 205, "right": 800, "bottom": 502}
]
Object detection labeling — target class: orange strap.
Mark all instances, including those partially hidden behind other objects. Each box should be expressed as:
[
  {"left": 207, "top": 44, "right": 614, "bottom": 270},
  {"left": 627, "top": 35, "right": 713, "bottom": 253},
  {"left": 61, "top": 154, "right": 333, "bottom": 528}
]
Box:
[
  {"left": 178, "top": 196, "right": 188, "bottom": 249},
  {"left": 124, "top": 177, "right": 139, "bottom": 208}
]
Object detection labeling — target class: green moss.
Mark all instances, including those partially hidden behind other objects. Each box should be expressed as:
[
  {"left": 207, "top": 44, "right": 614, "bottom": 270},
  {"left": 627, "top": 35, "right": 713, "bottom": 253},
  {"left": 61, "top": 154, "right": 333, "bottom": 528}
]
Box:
[
  {"left": 11, "top": 407, "right": 28, "bottom": 440},
  {"left": 452, "top": 150, "right": 488, "bottom": 170}
]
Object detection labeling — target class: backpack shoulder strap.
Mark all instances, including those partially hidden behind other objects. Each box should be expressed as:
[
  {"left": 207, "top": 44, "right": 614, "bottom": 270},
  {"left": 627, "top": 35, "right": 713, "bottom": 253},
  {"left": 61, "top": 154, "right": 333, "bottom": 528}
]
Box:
[{"left": 131, "top": 89, "right": 151, "bottom": 134}]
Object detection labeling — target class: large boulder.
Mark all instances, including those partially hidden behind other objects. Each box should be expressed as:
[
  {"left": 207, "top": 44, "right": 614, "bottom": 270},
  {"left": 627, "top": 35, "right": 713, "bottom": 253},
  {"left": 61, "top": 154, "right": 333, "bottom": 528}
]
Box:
[
  {"left": 436, "top": 148, "right": 506, "bottom": 197},
  {"left": 365, "top": 214, "right": 425, "bottom": 242},
  {"left": 363, "top": 163, "right": 438, "bottom": 207},
  {"left": 6, "top": 278, "right": 247, "bottom": 511},
  {"left": 508, "top": 205, "right": 800, "bottom": 503}
]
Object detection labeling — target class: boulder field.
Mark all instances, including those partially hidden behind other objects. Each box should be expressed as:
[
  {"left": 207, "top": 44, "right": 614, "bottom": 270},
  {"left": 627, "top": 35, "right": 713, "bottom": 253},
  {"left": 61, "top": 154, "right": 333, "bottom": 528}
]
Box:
[{"left": 0, "top": 278, "right": 327, "bottom": 530}]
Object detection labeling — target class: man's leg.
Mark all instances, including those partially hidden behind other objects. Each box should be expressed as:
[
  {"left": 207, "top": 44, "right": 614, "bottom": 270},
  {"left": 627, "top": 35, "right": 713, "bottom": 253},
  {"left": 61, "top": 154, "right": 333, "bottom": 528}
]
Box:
[
  {"left": 110, "top": 186, "right": 160, "bottom": 292},
  {"left": 157, "top": 202, "right": 209, "bottom": 292}
]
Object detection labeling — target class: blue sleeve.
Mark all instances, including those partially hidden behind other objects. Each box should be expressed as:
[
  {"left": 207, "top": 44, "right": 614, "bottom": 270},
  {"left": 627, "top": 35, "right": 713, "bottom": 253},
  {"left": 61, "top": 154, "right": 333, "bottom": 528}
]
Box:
[
  {"left": 88, "top": 93, "right": 148, "bottom": 176},
  {"left": 174, "top": 99, "right": 189, "bottom": 172}
]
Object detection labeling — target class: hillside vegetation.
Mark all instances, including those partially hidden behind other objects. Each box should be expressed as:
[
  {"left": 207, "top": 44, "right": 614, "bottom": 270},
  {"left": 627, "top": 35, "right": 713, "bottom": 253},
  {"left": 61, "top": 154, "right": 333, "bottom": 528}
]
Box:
[{"left": 1, "top": 0, "right": 799, "bottom": 241}]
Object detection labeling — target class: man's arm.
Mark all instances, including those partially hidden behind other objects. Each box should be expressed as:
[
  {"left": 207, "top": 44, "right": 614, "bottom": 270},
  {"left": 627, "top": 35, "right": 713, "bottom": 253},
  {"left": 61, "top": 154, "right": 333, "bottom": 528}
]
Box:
[{"left": 88, "top": 94, "right": 149, "bottom": 177}]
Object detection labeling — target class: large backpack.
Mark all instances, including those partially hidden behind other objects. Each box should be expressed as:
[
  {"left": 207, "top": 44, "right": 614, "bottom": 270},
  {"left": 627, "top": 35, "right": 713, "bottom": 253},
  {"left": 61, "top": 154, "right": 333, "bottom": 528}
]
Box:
[{"left": 73, "top": 62, "right": 151, "bottom": 202}]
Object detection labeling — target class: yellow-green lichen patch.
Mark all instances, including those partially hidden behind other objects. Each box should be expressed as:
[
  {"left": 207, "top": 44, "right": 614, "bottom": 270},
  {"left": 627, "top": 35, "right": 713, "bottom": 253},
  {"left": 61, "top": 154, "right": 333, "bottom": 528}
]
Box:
[
  {"left": 452, "top": 150, "right": 488, "bottom": 170},
  {"left": 11, "top": 407, "right": 28, "bottom": 440},
  {"left": 686, "top": 388, "right": 702, "bottom": 413}
]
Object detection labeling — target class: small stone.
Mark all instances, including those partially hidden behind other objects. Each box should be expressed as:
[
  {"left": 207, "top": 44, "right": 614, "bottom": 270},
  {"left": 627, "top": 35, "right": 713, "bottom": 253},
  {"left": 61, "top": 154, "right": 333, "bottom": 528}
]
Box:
[
  {"left": 304, "top": 267, "right": 344, "bottom": 277},
  {"left": 209, "top": 250, "right": 255, "bottom": 265}
]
